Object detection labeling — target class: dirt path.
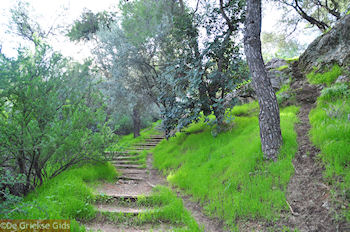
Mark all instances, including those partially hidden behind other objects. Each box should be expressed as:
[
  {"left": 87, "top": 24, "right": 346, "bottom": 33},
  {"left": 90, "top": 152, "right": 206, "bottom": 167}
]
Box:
[
  {"left": 84, "top": 133, "right": 224, "bottom": 232},
  {"left": 285, "top": 103, "right": 337, "bottom": 232},
  {"left": 283, "top": 68, "right": 339, "bottom": 231}
]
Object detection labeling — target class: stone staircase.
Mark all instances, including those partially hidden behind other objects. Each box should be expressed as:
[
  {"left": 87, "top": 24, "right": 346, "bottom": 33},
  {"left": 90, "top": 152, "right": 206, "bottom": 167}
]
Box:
[{"left": 84, "top": 133, "right": 178, "bottom": 232}]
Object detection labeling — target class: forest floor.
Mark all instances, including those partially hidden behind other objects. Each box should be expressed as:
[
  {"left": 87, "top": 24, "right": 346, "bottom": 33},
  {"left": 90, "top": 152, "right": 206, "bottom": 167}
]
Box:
[{"left": 83, "top": 134, "right": 224, "bottom": 232}]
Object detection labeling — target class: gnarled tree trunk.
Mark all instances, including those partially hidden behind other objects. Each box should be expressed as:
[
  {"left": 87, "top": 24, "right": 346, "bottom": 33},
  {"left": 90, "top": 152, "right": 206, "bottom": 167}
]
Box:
[{"left": 244, "top": 0, "right": 282, "bottom": 159}]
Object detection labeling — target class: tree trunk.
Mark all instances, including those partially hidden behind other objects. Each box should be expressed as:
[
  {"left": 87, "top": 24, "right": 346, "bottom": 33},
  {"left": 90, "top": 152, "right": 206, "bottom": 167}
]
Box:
[
  {"left": 244, "top": 0, "right": 282, "bottom": 160},
  {"left": 132, "top": 105, "right": 141, "bottom": 138}
]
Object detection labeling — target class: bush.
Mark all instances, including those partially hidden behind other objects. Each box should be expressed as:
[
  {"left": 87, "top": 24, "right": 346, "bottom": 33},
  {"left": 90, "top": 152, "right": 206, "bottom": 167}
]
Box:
[{"left": 0, "top": 43, "right": 114, "bottom": 197}]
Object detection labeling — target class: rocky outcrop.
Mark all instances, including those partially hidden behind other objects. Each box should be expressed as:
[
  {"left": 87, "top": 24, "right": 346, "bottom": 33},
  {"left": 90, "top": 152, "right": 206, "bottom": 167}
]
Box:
[
  {"left": 265, "top": 58, "right": 292, "bottom": 90},
  {"left": 299, "top": 14, "right": 350, "bottom": 74}
]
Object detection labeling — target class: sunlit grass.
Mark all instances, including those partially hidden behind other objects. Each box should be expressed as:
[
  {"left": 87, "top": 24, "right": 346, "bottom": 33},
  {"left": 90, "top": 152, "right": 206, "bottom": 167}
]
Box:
[
  {"left": 153, "top": 105, "right": 299, "bottom": 227},
  {"left": 306, "top": 64, "right": 342, "bottom": 86},
  {"left": 4, "top": 163, "right": 118, "bottom": 231},
  {"left": 309, "top": 84, "right": 350, "bottom": 221}
]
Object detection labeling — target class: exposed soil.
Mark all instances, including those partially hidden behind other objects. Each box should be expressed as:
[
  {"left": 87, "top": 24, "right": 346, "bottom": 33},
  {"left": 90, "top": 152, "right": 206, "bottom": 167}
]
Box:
[
  {"left": 285, "top": 103, "right": 336, "bottom": 232},
  {"left": 177, "top": 192, "right": 225, "bottom": 232},
  {"left": 283, "top": 65, "right": 341, "bottom": 232}
]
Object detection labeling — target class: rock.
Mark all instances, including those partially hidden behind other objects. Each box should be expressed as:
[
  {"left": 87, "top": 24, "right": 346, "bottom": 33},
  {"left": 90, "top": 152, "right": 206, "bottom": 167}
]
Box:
[
  {"left": 265, "top": 58, "right": 287, "bottom": 70},
  {"left": 223, "top": 82, "right": 256, "bottom": 106},
  {"left": 295, "top": 83, "right": 319, "bottom": 104},
  {"left": 336, "top": 75, "right": 350, "bottom": 83},
  {"left": 299, "top": 14, "right": 350, "bottom": 74},
  {"left": 267, "top": 68, "right": 292, "bottom": 90},
  {"left": 265, "top": 59, "right": 292, "bottom": 91}
]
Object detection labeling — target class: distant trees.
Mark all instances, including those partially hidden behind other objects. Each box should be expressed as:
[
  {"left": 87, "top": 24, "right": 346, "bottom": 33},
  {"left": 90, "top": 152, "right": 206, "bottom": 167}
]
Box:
[
  {"left": 261, "top": 32, "right": 306, "bottom": 60},
  {"left": 69, "top": 0, "right": 249, "bottom": 137},
  {"left": 243, "top": 0, "right": 283, "bottom": 159}
]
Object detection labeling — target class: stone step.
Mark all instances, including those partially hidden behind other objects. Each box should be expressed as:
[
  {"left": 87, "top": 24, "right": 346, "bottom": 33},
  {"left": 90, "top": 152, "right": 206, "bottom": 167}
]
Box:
[
  {"left": 120, "top": 169, "right": 147, "bottom": 175},
  {"left": 112, "top": 160, "right": 140, "bottom": 165},
  {"left": 114, "top": 164, "right": 144, "bottom": 169},
  {"left": 104, "top": 151, "right": 139, "bottom": 156},
  {"left": 83, "top": 222, "right": 177, "bottom": 232},
  {"left": 126, "top": 150, "right": 148, "bottom": 153},
  {"left": 113, "top": 155, "right": 140, "bottom": 161},
  {"left": 94, "top": 204, "right": 152, "bottom": 214},
  {"left": 118, "top": 176, "right": 144, "bottom": 181},
  {"left": 133, "top": 143, "right": 159, "bottom": 146},
  {"left": 130, "top": 148, "right": 151, "bottom": 151}
]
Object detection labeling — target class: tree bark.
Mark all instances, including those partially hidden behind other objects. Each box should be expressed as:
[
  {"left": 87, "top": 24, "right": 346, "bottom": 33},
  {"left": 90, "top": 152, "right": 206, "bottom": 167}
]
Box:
[
  {"left": 132, "top": 104, "right": 141, "bottom": 138},
  {"left": 244, "top": 0, "right": 283, "bottom": 159}
]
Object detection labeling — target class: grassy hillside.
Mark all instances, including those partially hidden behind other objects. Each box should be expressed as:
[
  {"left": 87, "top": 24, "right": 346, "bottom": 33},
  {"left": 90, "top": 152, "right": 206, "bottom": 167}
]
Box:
[
  {"left": 309, "top": 82, "right": 350, "bottom": 221},
  {"left": 152, "top": 104, "right": 299, "bottom": 228},
  {"left": 2, "top": 163, "right": 117, "bottom": 231}
]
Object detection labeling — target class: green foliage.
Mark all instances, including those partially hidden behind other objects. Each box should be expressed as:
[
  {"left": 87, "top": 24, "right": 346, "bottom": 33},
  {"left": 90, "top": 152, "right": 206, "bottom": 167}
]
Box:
[
  {"left": 0, "top": 43, "right": 113, "bottom": 201},
  {"left": 306, "top": 64, "right": 342, "bottom": 86},
  {"left": 152, "top": 106, "right": 299, "bottom": 227},
  {"left": 309, "top": 83, "right": 350, "bottom": 221},
  {"left": 1, "top": 163, "right": 117, "bottom": 230},
  {"left": 158, "top": 0, "right": 249, "bottom": 135},
  {"left": 227, "top": 101, "right": 259, "bottom": 117},
  {"left": 0, "top": 169, "right": 25, "bottom": 216},
  {"left": 68, "top": 10, "right": 116, "bottom": 41}
]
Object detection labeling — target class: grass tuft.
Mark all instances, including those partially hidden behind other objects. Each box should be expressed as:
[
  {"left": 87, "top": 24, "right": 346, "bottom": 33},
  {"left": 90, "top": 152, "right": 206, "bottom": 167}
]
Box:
[
  {"left": 309, "top": 83, "right": 350, "bottom": 221},
  {"left": 307, "top": 64, "right": 342, "bottom": 86}
]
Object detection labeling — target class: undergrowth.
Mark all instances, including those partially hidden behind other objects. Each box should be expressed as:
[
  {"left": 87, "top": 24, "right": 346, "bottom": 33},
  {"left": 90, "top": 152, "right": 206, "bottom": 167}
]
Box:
[
  {"left": 2, "top": 163, "right": 117, "bottom": 231},
  {"left": 307, "top": 64, "right": 342, "bottom": 86},
  {"left": 309, "top": 83, "right": 350, "bottom": 221},
  {"left": 152, "top": 103, "right": 299, "bottom": 228}
]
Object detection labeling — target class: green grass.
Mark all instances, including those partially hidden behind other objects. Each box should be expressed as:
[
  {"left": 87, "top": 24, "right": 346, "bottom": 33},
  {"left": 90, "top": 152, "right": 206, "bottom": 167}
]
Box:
[
  {"left": 3, "top": 162, "right": 118, "bottom": 231},
  {"left": 276, "top": 65, "right": 288, "bottom": 71},
  {"left": 227, "top": 101, "right": 259, "bottom": 117},
  {"left": 107, "top": 121, "right": 162, "bottom": 152},
  {"left": 309, "top": 83, "right": 350, "bottom": 221},
  {"left": 285, "top": 57, "right": 299, "bottom": 63},
  {"left": 152, "top": 105, "right": 299, "bottom": 228},
  {"left": 94, "top": 186, "right": 201, "bottom": 231},
  {"left": 306, "top": 64, "right": 342, "bottom": 86}
]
